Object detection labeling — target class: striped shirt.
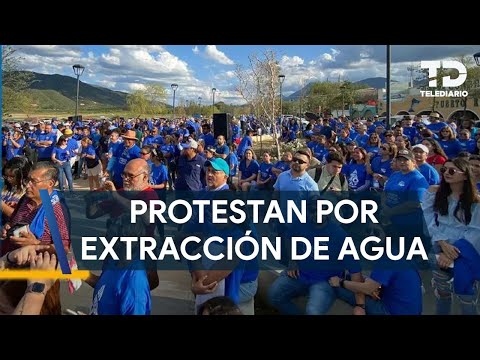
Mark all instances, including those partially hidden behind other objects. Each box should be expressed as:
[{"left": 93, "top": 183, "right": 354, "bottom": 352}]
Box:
[{"left": 2, "top": 195, "right": 70, "bottom": 255}]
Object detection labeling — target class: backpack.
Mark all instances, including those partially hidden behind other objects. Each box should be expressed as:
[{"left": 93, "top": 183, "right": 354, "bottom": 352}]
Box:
[{"left": 314, "top": 167, "right": 346, "bottom": 192}]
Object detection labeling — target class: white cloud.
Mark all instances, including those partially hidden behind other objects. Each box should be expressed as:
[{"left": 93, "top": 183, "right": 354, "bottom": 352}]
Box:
[
  {"left": 225, "top": 71, "right": 236, "bottom": 78},
  {"left": 101, "top": 53, "right": 120, "bottom": 65},
  {"left": 322, "top": 53, "right": 334, "bottom": 61},
  {"left": 127, "top": 83, "right": 147, "bottom": 91},
  {"left": 331, "top": 48, "right": 340, "bottom": 56},
  {"left": 192, "top": 46, "right": 199, "bottom": 54},
  {"left": 280, "top": 55, "right": 304, "bottom": 67},
  {"left": 204, "top": 45, "right": 234, "bottom": 65}
]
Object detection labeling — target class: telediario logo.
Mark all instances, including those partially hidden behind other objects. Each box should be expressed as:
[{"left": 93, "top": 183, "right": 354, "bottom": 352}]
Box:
[{"left": 420, "top": 61, "right": 468, "bottom": 98}]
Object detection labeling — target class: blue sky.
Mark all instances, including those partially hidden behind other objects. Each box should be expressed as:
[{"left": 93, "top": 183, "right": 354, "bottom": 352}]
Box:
[{"left": 10, "top": 45, "right": 480, "bottom": 104}]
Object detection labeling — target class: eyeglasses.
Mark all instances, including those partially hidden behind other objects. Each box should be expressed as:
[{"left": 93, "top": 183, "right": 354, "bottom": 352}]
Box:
[
  {"left": 121, "top": 172, "right": 146, "bottom": 180},
  {"left": 292, "top": 158, "right": 308, "bottom": 165},
  {"left": 26, "top": 177, "right": 51, "bottom": 185},
  {"left": 440, "top": 167, "right": 464, "bottom": 175}
]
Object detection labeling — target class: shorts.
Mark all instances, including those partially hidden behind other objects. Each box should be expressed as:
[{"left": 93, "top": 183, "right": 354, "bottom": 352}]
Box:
[{"left": 86, "top": 163, "right": 102, "bottom": 177}]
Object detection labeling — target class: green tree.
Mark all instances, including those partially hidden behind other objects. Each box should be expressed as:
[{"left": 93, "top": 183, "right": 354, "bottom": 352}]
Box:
[
  {"left": 2, "top": 45, "right": 34, "bottom": 116},
  {"left": 126, "top": 83, "right": 167, "bottom": 117}
]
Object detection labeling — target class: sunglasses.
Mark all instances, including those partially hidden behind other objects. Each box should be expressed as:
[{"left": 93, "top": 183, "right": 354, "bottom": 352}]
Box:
[
  {"left": 292, "top": 158, "right": 308, "bottom": 165},
  {"left": 385, "top": 134, "right": 394, "bottom": 137},
  {"left": 140, "top": 152, "right": 150, "bottom": 155},
  {"left": 440, "top": 167, "right": 464, "bottom": 175}
]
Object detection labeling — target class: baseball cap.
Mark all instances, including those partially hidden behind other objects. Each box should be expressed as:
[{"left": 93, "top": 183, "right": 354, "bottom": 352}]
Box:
[
  {"left": 205, "top": 145, "right": 216, "bottom": 153},
  {"left": 64, "top": 129, "right": 73, "bottom": 136},
  {"left": 412, "top": 144, "right": 429, "bottom": 153},
  {"left": 205, "top": 158, "right": 229, "bottom": 176},
  {"left": 14, "top": 123, "right": 21, "bottom": 128},
  {"left": 396, "top": 149, "right": 414, "bottom": 161},
  {"left": 181, "top": 139, "right": 198, "bottom": 149}
]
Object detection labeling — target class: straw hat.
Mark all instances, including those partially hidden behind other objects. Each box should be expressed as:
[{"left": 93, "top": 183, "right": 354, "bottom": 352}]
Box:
[{"left": 122, "top": 130, "right": 138, "bottom": 140}]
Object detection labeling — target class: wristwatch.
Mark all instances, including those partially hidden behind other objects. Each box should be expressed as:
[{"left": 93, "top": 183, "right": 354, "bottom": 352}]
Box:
[{"left": 26, "top": 282, "right": 47, "bottom": 295}]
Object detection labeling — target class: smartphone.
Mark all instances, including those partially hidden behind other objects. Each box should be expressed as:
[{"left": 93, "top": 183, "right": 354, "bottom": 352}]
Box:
[{"left": 13, "top": 224, "right": 29, "bottom": 238}]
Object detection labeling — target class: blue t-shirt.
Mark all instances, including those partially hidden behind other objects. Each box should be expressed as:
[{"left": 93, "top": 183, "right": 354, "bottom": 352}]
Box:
[
  {"left": 151, "top": 163, "right": 169, "bottom": 188},
  {"left": 370, "top": 157, "right": 393, "bottom": 178},
  {"left": 418, "top": 163, "right": 440, "bottom": 185},
  {"left": 273, "top": 170, "right": 319, "bottom": 191},
  {"left": 227, "top": 152, "right": 238, "bottom": 177},
  {"left": 439, "top": 139, "right": 460, "bottom": 159},
  {"left": 6, "top": 138, "right": 25, "bottom": 160},
  {"left": 239, "top": 159, "right": 260, "bottom": 180},
  {"left": 353, "top": 133, "right": 369, "bottom": 148},
  {"left": 458, "top": 139, "right": 477, "bottom": 154},
  {"left": 310, "top": 143, "right": 327, "bottom": 161},
  {"left": 52, "top": 146, "right": 71, "bottom": 162},
  {"left": 258, "top": 162, "right": 274, "bottom": 182},
  {"left": 370, "top": 269, "right": 422, "bottom": 315},
  {"left": 343, "top": 163, "right": 371, "bottom": 191},
  {"left": 384, "top": 170, "right": 429, "bottom": 224},
  {"left": 237, "top": 136, "right": 253, "bottom": 157},
  {"left": 90, "top": 267, "right": 151, "bottom": 315},
  {"left": 113, "top": 144, "right": 141, "bottom": 184}
]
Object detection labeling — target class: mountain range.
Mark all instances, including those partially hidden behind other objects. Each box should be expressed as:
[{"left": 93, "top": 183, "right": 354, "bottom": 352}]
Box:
[
  {"left": 285, "top": 77, "right": 395, "bottom": 100},
  {"left": 22, "top": 71, "right": 128, "bottom": 111},
  {"left": 19, "top": 72, "right": 396, "bottom": 111}
]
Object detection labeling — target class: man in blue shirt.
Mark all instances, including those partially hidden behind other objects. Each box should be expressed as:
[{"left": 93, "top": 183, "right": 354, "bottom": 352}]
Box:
[
  {"left": 273, "top": 150, "right": 319, "bottom": 192},
  {"left": 175, "top": 139, "right": 206, "bottom": 191}
]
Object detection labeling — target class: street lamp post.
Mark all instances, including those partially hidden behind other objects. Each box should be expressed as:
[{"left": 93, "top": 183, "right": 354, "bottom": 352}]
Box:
[
  {"left": 474, "top": 52, "right": 480, "bottom": 66},
  {"left": 171, "top": 83, "right": 178, "bottom": 119},
  {"left": 278, "top": 74, "right": 285, "bottom": 119},
  {"left": 72, "top": 64, "right": 85, "bottom": 118},
  {"left": 198, "top": 96, "right": 202, "bottom": 106},
  {"left": 212, "top": 88, "right": 216, "bottom": 116}
]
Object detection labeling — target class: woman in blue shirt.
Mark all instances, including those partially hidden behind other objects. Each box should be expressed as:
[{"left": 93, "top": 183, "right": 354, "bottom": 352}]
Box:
[
  {"left": 343, "top": 147, "right": 371, "bottom": 192},
  {"left": 238, "top": 148, "right": 259, "bottom": 192},
  {"left": 51, "top": 136, "right": 73, "bottom": 193},
  {"left": 422, "top": 157, "right": 480, "bottom": 315},
  {"left": 365, "top": 133, "right": 381, "bottom": 159},
  {"left": 438, "top": 126, "right": 461, "bottom": 159}
]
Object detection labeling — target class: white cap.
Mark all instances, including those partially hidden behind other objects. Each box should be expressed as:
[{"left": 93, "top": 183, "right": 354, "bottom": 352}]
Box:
[
  {"left": 14, "top": 123, "right": 21, "bottom": 128},
  {"left": 412, "top": 144, "right": 429, "bottom": 153}
]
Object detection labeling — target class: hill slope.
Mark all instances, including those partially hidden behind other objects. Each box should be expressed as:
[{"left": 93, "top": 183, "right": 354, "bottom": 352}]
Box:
[{"left": 20, "top": 71, "right": 128, "bottom": 110}]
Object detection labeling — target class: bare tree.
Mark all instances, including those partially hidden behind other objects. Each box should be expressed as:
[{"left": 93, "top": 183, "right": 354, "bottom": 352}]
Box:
[
  {"left": 235, "top": 50, "right": 282, "bottom": 158},
  {"left": 2, "top": 45, "right": 34, "bottom": 116}
]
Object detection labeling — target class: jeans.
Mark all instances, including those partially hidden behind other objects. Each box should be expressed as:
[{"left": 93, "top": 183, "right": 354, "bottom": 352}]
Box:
[
  {"left": 56, "top": 161, "right": 74, "bottom": 192},
  {"left": 429, "top": 251, "right": 478, "bottom": 315},
  {"left": 238, "top": 279, "right": 258, "bottom": 315},
  {"left": 334, "top": 287, "right": 390, "bottom": 315},
  {"left": 268, "top": 271, "right": 336, "bottom": 315},
  {"left": 76, "top": 157, "right": 84, "bottom": 177}
]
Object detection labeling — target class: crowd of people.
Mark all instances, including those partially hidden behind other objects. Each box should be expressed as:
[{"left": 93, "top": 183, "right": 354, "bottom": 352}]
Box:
[{"left": 0, "top": 110, "right": 479, "bottom": 315}]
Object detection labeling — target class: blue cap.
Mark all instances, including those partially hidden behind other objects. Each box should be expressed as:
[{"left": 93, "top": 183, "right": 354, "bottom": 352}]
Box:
[{"left": 205, "top": 158, "right": 229, "bottom": 176}]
